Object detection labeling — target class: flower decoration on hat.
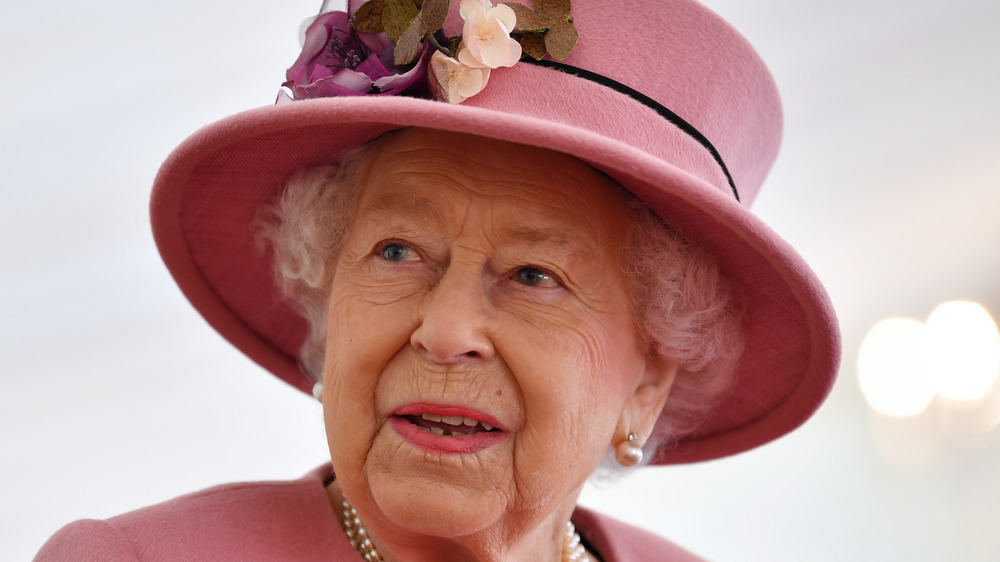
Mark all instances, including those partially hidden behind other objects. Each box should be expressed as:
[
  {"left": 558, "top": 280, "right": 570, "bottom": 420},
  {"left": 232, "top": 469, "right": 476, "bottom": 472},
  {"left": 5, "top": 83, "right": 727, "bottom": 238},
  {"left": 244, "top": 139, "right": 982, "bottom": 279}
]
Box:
[
  {"left": 278, "top": 0, "right": 578, "bottom": 105},
  {"left": 278, "top": 10, "right": 428, "bottom": 103}
]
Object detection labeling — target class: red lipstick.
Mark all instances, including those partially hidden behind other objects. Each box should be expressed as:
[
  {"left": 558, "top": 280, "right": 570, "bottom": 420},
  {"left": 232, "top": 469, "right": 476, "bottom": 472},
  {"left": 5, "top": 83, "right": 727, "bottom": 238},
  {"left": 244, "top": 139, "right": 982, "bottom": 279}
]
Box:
[{"left": 390, "top": 403, "right": 508, "bottom": 454}]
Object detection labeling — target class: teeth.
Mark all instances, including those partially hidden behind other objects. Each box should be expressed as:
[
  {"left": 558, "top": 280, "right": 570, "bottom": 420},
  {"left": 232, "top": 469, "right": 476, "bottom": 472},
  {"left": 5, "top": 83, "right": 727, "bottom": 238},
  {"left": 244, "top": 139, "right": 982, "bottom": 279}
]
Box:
[
  {"left": 415, "top": 413, "right": 496, "bottom": 432},
  {"left": 430, "top": 427, "right": 445, "bottom": 436}
]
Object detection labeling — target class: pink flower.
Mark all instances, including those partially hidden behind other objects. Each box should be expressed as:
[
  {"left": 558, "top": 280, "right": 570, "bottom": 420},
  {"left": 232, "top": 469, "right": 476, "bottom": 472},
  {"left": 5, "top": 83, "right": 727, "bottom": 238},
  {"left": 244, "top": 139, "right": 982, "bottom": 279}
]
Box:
[
  {"left": 457, "top": 0, "right": 521, "bottom": 69},
  {"left": 278, "top": 10, "right": 426, "bottom": 103},
  {"left": 429, "top": 51, "right": 491, "bottom": 104}
]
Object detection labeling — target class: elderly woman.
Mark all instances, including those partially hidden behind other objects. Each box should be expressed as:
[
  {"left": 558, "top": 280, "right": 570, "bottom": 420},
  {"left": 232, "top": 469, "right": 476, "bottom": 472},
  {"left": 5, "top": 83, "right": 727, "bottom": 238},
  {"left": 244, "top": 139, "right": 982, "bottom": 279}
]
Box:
[{"left": 36, "top": 0, "right": 839, "bottom": 560}]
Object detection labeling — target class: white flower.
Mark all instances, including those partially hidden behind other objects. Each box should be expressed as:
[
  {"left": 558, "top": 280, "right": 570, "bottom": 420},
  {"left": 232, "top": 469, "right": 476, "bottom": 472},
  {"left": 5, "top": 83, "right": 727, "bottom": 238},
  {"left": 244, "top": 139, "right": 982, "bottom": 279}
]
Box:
[
  {"left": 457, "top": 0, "right": 522, "bottom": 69},
  {"left": 430, "top": 50, "right": 492, "bottom": 104}
]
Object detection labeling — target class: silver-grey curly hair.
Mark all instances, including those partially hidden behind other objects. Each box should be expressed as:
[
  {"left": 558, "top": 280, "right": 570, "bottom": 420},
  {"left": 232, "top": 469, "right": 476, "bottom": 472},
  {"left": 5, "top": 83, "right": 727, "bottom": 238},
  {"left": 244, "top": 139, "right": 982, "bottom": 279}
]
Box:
[{"left": 255, "top": 136, "right": 745, "bottom": 465}]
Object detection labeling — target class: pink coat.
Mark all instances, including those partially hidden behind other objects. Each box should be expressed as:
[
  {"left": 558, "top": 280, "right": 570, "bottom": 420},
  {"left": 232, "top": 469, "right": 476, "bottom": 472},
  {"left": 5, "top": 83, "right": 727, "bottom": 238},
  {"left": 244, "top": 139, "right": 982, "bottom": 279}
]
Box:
[{"left": 35, "top": 466, "right": 705, "bottom": 561}]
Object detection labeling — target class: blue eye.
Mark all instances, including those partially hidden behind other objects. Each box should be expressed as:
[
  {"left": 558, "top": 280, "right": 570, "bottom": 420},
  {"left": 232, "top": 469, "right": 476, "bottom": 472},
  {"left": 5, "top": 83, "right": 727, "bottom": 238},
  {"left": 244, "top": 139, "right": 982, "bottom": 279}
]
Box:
[
  {"left": 380, "top": 243, "right": 411, "bottom": 261},
  {"left": 513, "top": 267, "right": 556, "bottom": 287}
]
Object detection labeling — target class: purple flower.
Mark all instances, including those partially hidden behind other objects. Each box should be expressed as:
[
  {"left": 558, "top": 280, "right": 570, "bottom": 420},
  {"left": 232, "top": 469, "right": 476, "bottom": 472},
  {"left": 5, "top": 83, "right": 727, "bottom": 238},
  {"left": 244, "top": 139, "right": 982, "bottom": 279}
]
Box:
[{"left": 278, "top": 11, "right": 427, "bottom": 103}]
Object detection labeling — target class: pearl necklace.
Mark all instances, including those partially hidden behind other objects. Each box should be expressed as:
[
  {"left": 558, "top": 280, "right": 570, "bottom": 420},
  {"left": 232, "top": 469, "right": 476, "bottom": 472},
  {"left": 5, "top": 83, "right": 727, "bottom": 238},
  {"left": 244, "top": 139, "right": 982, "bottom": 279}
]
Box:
[{"left": 340, "top": 493, "right": 587, "bottom": 561}]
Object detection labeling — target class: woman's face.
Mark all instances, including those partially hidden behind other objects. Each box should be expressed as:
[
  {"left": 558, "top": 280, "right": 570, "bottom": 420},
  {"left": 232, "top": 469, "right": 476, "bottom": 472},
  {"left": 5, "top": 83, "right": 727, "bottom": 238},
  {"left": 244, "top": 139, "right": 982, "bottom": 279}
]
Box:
[{"left": 321, "top": 128, "right": 672, "bottom": 541}]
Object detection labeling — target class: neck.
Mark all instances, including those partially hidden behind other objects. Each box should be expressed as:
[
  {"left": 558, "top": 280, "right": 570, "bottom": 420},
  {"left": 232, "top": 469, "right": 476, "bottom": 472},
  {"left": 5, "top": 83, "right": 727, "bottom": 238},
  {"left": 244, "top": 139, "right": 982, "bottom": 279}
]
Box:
[{"left": 326, "top": 481, "right": 588, "bottom": 562}]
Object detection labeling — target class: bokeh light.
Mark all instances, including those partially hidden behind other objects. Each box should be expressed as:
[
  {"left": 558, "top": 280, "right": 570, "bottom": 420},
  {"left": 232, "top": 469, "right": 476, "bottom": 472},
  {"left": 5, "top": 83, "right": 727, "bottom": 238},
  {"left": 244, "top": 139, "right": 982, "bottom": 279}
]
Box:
[
  {"left": 921, "top": 301, "right": 1000, "bottom": 401},
  {"left": 858, "top": 317, "right": 935, "bottom": 416}
]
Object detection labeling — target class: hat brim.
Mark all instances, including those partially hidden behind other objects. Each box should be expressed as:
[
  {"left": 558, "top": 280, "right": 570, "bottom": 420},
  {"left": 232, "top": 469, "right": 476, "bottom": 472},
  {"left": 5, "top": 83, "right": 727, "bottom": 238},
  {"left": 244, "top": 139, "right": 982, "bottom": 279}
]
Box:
[{"left": 152, "top": 67, "right": 839, "bottom": 465}]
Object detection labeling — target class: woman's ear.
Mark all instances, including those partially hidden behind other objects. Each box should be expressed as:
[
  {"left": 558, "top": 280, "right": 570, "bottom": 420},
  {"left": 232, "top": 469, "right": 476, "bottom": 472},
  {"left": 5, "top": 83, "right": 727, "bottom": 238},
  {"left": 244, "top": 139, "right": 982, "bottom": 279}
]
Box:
[{"left": 615, "top": 353, "right": 679, "bottom": 445}]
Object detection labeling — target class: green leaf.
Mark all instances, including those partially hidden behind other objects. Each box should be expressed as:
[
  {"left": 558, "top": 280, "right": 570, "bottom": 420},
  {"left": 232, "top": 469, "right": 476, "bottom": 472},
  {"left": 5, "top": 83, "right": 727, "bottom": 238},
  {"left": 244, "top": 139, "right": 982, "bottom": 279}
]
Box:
[
  {"left": 394, "top": 17, "right": 426, "bottom": 65},
  {"left": 383, "top": 0, "right": 420, "bottom": 42},
  {"left": 519, "top": 31, "right": 547, "bottom": 60},
  {"left": 353, "top": 0, "right": 385, "bottom": 33},
  {"left": 502, "top": 2, "right": 553, "bottom": 32},
  {"left": 535, "top": 0, "right": 571, "bottom": 19},
  {"left": 544, "top": 20, "right": 577, "bottom": 60},
  {"left": 419, "top": 0, "right": 449, "bottom": 32}
]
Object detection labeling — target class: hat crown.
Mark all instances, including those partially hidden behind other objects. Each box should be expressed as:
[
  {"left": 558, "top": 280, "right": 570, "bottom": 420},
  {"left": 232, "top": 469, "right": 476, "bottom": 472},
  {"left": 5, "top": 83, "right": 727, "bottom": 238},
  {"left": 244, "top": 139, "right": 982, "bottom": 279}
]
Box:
[{"left": 426, "top": 0, "right": 782, "bottom": 205}]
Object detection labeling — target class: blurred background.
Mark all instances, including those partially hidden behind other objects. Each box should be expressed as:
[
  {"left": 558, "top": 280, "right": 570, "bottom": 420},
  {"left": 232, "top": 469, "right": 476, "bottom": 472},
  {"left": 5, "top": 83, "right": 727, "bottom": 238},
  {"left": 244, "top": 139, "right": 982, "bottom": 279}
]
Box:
[{"left": 3, "top": 0, "right": 999, "bottom": 559}]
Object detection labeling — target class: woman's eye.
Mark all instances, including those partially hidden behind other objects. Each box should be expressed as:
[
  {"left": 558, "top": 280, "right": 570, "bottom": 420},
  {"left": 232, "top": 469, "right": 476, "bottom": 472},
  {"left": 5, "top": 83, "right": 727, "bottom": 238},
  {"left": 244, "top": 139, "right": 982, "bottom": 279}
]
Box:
[
  {"left": 379, "top": 242, "right": 415, "bottom": 262},
  {"left": 513, "top": 267, "right": 558, "bottom": 288}
]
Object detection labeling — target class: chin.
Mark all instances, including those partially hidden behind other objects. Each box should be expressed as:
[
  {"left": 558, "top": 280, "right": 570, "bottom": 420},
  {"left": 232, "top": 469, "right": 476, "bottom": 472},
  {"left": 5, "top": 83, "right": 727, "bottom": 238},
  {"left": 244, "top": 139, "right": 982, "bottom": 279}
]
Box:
[
  {"left": 368, "top": 471, "right": 509, "bottom": 538},
  {"left": 364, "top": 430, "right": 515, "bottom": 533}
]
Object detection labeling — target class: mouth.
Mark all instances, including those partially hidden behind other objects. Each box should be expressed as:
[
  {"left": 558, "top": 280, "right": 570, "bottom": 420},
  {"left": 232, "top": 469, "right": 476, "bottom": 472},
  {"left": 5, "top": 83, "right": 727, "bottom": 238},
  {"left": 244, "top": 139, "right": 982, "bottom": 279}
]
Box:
[
  {"left": 389, "top": 404, "right": 507, "bottom": 454},
  {"left": 401, "top": 413, "right": 498, "bottom": 437}
]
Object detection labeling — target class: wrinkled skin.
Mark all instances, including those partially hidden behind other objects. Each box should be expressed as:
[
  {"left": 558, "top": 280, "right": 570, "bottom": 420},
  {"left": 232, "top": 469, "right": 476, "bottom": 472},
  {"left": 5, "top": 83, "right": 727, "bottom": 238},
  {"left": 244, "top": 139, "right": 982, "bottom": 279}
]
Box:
[{"left": 320, "top": 128, "right": 677, "bottom": 561}]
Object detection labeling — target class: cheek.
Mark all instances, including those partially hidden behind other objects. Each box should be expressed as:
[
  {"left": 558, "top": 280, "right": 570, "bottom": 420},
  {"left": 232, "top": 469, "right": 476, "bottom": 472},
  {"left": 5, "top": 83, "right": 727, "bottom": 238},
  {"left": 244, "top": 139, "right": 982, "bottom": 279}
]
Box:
[
  {"left": 510, "top": 313, "right": 635, "bottom": 434},
  {"left": 501, "top": 319, "right": 636, "bottom": 504},
  {"left": 322, "top": 290, "right": 416, "bottom": 488},
  {"left": 326, "top": 269, "right": 422, "bottom": 361},
  {"left": 512, "top": 299, "right": 636, "bottom": 382},
  {"left": 322, "top": 276, "right": 421, "bottom": 434}
]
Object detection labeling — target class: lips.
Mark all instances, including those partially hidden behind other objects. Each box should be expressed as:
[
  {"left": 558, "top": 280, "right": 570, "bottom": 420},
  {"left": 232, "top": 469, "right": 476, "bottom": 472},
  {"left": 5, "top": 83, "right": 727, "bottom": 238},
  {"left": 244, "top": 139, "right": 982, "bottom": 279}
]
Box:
[{"left": 390, "top": 403, "right": 507, "bottom": 454}]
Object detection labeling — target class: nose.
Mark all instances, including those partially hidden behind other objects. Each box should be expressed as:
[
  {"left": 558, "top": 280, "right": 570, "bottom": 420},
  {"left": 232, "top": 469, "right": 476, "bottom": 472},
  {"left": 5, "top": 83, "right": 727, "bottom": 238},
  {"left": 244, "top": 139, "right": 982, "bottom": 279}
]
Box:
[{"left": 410, "top": 265, "right": 495, "bottom": 364}]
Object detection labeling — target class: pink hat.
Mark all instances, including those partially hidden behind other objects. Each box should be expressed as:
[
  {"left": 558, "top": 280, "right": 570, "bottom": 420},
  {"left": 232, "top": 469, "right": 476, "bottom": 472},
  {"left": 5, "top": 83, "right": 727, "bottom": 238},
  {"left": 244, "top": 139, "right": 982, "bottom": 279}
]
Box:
[{"left": 151, "top": 0, "right": 840, "bottom": 464}]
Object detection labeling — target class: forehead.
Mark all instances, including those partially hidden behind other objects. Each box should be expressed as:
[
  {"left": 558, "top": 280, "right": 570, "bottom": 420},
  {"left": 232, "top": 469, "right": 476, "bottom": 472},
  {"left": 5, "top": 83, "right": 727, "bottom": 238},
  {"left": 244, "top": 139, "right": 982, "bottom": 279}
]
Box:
[{"left": 355, "top": 129, "right": 631, "bottom": 238}]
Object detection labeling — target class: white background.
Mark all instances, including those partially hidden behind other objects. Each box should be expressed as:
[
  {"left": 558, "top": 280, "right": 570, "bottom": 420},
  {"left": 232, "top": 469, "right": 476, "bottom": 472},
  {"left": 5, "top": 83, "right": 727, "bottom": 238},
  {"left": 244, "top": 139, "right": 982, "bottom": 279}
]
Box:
[{"left": 3, "top": 0, "right": 999, "bottom": 560}]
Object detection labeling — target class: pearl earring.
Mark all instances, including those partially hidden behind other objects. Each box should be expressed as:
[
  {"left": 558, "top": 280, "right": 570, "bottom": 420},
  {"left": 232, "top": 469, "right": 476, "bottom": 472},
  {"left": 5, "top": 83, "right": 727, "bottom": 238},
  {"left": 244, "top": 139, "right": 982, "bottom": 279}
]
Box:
[
  {"left": 615, "top": 432, "right": 643, "bottom": 467},
  {"left": 312, "top": 381, "right": 323, "bottom": 402}
]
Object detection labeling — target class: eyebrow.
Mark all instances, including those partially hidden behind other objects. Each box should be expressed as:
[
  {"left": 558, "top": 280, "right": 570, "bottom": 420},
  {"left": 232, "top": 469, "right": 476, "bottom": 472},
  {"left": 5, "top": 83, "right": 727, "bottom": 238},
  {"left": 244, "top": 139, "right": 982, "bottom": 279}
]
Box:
[
  {"left": 362, "top": 193, "right": 447, "bottom": 228},
  {"left": 496, "top": 225, "right": 595, "bottom": 261},
  {"left": 362, "top": 192, "right": 598, "bottom": 261}
]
